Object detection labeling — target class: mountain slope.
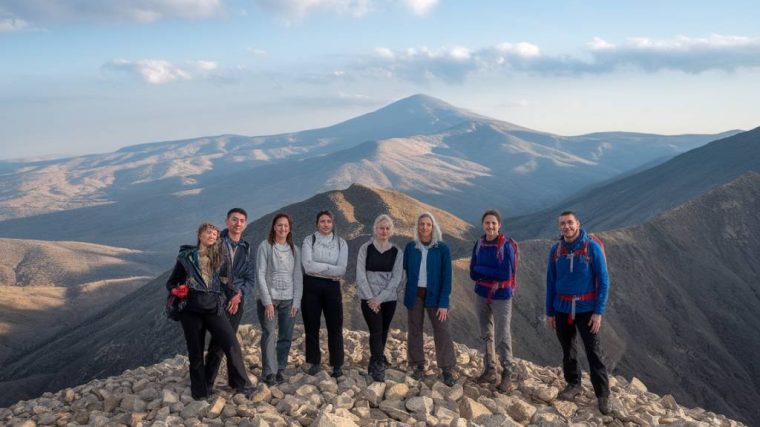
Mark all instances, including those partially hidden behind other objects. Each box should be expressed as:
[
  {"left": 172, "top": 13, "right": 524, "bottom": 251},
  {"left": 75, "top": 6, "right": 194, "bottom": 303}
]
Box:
[
  {"left": 0, "top": 238, "right": 163, "bottom": 366},
  {"left": 510, "top": 126, "right": 760, "bottom": 239},
  {"left": 0, "top": 95, "right": 736, "bottom": 254},
  {"left": 1, "top": 177, "right": 758, "bottom": 423}
]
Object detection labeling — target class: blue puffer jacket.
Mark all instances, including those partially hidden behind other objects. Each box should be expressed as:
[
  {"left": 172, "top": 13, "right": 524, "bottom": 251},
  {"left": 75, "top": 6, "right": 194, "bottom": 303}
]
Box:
[
  {"left": 546, "top": 229, "right": 610, "bottom": 316},
  {"left": 403, "top": 241, "right": 452, "bottom": 309}
]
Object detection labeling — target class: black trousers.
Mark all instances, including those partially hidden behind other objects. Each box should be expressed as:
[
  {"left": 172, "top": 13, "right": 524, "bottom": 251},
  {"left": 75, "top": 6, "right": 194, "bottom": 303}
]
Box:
[
  {"left": 555, "top": 311, "right": 610, "bottom": 398},
  {"left": 361, "top": 300, "right": 396, "bottom": 362},
  {"left": 301, "top": 275, "right": 344, "bottom": 368},
  {"left": 179, "top": 310, "right": 251, "bottom": 399},
  {"left": 204, "top": 296, "right": 245, "bottom": 389}
]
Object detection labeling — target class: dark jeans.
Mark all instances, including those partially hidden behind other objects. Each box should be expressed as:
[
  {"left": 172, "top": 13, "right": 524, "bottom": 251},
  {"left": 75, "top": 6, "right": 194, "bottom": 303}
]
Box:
[
  {"left": 257, "top": 299, "right": 295, "bottom": 376},
  {"left": 179, "top": 310, "right": 251, "bottom": 399},
  {"left": 205, "top": 296, "right": 245, "bottom": 389},
  {"left": 555, "top": 311, "right": 610, "bottom": 398},
  {"left": 407, "top": 291, "right": 456, "bottom": 371},
  {"left": 302, "top": 275, "right": 344, "bottom": 368},
  {"left": 361, "top": 299, "right": 397, "bottom": 362}
]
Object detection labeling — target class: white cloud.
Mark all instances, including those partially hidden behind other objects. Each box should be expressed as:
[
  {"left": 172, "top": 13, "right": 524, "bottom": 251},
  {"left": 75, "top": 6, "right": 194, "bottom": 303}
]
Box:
[
  {"left": 104, "top": 59, "right": 190, "bottom": 84},
  {"left": 0, "top": 16, "right": 30, "bottom": 32},
  {"left": 248, "top": 48, "right": 268, "bottom": 56},
  {"left": 0, "top": 0, "right": 223, "bottom": 25},
  {"left": 252, "top": 0, "right": 374, "bottom": 20},
  {"left": 401, "top": 0, "right": 438, "bottom": 16}
]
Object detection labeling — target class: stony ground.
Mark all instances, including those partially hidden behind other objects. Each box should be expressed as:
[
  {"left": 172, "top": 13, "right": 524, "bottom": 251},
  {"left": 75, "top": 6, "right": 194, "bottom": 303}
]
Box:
[{"left": 0, "top": 324, "right": 744, "bottom": 427}]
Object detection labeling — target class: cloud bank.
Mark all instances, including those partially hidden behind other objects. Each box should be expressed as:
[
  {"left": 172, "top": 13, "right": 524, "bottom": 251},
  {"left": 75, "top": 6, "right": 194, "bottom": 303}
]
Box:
[
  {"left": 362, "top": 34, "right": 760, "bottom": 84},
  {"left": 0, "top": 0, "right": 223, "bottom": 26}
]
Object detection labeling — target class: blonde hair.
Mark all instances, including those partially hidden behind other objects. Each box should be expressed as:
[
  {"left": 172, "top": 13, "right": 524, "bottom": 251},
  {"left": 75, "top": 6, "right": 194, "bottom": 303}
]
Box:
[
  {"left": 373, "top": 214, "right": 395, "bottom": 238},
  {"left": 196, "top": 223, "right": 223, "bottom": 272}
]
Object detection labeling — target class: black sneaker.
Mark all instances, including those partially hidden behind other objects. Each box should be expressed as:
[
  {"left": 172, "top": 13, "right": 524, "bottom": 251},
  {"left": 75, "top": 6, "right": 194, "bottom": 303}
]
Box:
[
  {"left": 598, "top": 396, "right": 612, "bottom": 415},
  {"left": 559, "top": 383, "right": 582, "bottom": 400},
  {"left": 331, "top": 367, "right": 344, "bottom": 378},
  {"left": 411, "top": 365, "right": 425, "bottom": 380},
  {"left": 442, "top": 370, "right": 456, "bottom": 387},
  {"left": 306, "top": 364, "right": 320, "bottom": 376},
  {"left": 264, "top": 374, "right": 276, "bottom": 386},
  {"left": 275, "top": 370, "right": 285, "bottom": 384}
]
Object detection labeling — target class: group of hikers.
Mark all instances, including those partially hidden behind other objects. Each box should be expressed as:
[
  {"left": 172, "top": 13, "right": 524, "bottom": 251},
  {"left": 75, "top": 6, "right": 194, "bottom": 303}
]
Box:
[{"left": 165, "top": 207, "right": 613, "bottom": 415}]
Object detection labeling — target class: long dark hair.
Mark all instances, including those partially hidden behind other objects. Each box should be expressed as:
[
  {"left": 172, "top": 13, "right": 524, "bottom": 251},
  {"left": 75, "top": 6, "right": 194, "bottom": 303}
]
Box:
[
  {"left": 268, "top": 212, "right": 295, "bottom": 253},
  {"left": 196, "top": 222, "right": 223, "bottom": 272}
]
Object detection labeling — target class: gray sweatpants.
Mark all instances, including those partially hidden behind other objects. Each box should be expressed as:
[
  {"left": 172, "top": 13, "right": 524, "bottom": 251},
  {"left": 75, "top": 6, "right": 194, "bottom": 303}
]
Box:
[{"left": 476, "top": 296, "right": 514, "bottom": 373}]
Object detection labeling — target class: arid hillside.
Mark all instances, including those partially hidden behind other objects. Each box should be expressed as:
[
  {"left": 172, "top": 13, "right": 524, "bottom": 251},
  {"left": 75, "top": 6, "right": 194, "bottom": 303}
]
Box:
[
  {"left": 1, "top": 177, "right": 758, "bottom": 423},
  {"left": 0, "top": 238, "right": 163, "bottom": 366}
]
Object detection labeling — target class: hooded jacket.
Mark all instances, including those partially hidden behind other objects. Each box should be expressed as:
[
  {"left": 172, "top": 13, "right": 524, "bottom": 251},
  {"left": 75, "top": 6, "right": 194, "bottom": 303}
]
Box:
[
  {"left": 545, "top": 229, "right": 610, "bottom": 316},
  {"left": 166, "top": 245, "right": 225, "bottom": 315}
]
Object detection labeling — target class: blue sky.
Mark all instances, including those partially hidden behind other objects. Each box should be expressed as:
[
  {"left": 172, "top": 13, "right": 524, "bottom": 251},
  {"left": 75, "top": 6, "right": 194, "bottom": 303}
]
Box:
[{"left": 2, "top": 0, "right": 759, "bottom": 159}]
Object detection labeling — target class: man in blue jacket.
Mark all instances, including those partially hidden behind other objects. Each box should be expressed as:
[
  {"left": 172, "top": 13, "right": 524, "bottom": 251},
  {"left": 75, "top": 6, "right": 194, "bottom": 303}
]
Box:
[
  {"left": 205, "top": 208, "right": 256, "bottom": 392},
  {"left": 546, "top": 211, "right": 612, "bottom": 415}
]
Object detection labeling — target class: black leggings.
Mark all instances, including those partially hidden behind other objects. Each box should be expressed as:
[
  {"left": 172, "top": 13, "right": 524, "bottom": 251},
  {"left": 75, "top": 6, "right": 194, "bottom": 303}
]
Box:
[
  {"left": 179, "top": 310, "right": 251, "bottom": 398},
  {"left": 301, "top": 275, "right": 344, "bottom": 368}
]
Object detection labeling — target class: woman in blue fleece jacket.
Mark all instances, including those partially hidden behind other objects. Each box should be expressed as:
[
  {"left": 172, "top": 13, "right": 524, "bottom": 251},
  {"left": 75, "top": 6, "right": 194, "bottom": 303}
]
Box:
[
  {"left": 469, "top": 209, "right": 518, "bottom": 392},
  {"left": 403, "top": 211, "right": 457, "bottom": 386}
]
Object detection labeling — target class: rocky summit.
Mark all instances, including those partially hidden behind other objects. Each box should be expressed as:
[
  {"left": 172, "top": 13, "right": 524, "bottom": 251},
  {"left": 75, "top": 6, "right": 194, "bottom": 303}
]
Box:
[{"left": 1, "top": 325, "right": 744, "bottom": 427}]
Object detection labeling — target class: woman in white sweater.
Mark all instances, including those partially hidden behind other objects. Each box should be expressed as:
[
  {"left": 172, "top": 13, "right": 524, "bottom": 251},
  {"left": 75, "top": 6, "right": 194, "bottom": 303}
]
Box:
[
  {"left": 301, "top": 210, "right": 349, "bottom": 378},
  {"left": 256, "top": 212, "right": 302, "bottom": 386},
  {"left": 356, "top": 214, "right": 404, "bottom": 382}
]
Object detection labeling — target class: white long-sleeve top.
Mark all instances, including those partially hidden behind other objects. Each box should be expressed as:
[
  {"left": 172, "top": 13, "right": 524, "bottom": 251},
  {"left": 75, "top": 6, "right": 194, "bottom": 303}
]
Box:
[{"left": 301, "top": 232, "right": 348, "bottom": 280}]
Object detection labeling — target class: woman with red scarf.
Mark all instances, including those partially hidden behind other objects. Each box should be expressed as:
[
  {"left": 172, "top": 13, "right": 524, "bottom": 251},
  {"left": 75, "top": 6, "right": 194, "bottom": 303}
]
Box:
[{"left": 469, "top": 209, "right": 519, "bottom": 392}]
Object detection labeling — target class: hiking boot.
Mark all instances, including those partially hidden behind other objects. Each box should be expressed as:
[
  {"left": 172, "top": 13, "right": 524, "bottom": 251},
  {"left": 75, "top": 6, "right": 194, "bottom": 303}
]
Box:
[
  {"left": 410, "top": 365, "right": 425, "bottom": 380},
  {"left": 598, "top": 396, "right": 612, "bottom": 415},
  {"left": 559, "top": 383, "right": 582, "bottom": 400},
  {"left": 475, "top": 368, "right": 498, "bottom": 384},
  {"left": 275, "top": 370, "right": 285, "bottom": 384},
  {"left": 441, "top": 370, "right": 456, "bottom": 387},
  {"left": 239, "top": 386, "right": 256, "bottom": 399},
  {"left": 497, "top": 370, "right": 513, "bottom": 392},
  {"left": 305, "top": 364, "right": 320, "bottom": 376},
  {"left": 331, "top": 367, "right": 344, "bottom": 378},
  {"left": 264, "top": 374, "right": 276, "bottom": 386}
]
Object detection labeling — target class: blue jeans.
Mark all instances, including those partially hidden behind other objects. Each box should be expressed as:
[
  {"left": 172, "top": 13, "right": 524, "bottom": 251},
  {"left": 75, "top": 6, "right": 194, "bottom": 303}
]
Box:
[{"left": 257, "top": 299, "right": 295, "bottom": 376}]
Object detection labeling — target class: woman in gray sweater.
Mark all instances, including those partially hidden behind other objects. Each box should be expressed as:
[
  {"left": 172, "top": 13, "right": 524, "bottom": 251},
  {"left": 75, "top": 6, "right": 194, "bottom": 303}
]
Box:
[
  {"left": 256, "top": 212, "right": 302, "bottom": 386},
  {"left": 356, "top": 214, "right": 404, "bottom": 382}
]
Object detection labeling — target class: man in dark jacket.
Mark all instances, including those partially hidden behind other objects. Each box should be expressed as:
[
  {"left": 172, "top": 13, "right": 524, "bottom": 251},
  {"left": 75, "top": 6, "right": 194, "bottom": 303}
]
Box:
[
  {"left": 205, "top": 208, "right": 256, "bottom": 391},
  {"left": 546, "top": 211, "right": 612, "bottom": 415}
]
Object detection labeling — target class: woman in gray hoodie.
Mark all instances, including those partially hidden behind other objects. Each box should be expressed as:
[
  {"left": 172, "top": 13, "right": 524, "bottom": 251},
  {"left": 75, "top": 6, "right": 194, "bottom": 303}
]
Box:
[
  {"left": 256, "top": 212, "right": 303, "bottom": 386},
  {"left": 356, "top": 214, "right": 404, "bottom": 382}
]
